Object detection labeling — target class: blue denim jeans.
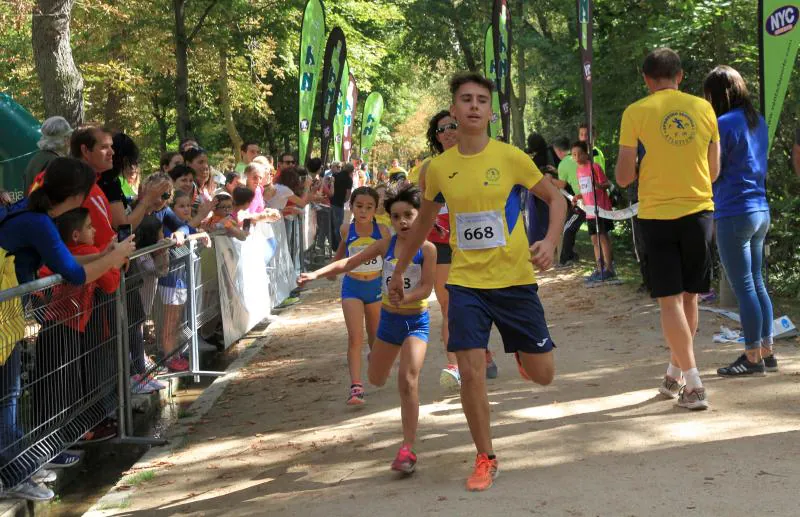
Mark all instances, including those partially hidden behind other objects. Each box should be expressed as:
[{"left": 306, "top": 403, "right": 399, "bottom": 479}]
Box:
[
  {"left": 716, "top": 211, "right": 774, "bottom": 349},
  {"left": 0, "top": 345, "right": 22, "bottom": 458},
  {"left": 331, "top": 205, "right": 345, "bottom": 251}
]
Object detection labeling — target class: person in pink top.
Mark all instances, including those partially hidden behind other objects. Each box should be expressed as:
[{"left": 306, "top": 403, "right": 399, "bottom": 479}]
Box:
[
  {"left": 571, "top": 141, "right": 616, "bottom": 282},
  {"left": 243, "top": 163, "right": 281, "bottom": 222}
]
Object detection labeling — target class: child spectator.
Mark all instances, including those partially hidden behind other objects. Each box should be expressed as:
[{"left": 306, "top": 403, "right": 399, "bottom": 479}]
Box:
[
  {"left": 224, "top": 172, "right": 241, "bottom": 194},
  {"left": 232, "top": 186, "right": 256, "bottom": 223},
  {"left": 160, "top": 151, "right": 183, "bottom": 173},
  {"left": 169, "top": 164, "right": 214, "bottom": 228},
  {"left": 572, "top": 141, "right": 616, "bottom": 282},
  {"left": 35, "top": 208, "right": 121, "bottom": 441},
  {"left": 203, "top": 192, "right": 248, "bottom": 241}
]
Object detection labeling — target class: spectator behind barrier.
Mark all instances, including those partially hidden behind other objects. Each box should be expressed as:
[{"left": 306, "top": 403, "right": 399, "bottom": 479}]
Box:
[
  {"left": 224, "top": 172, "right": 241, "bottom": 194},
  {"left": 0, "top": 158, "right": 133, "bottom": 500},
  {"left": 203, "top": 193, "right": 248, "bottom": 241},
  {"left": 243, "top": 163, "right": 281, "bottom": 223},
  {"left": 112, "top": 133, "right": 141, "bottom": 205},
  {"left": 232, "top": 186, "right": 256, "bottom": 225},
  {"left": 160, "top": 151, "right": 183, "bottom": 174},
  {"left": 169, "top": 165, "right": 214, "bottom": 228},
  {"left": 182, "top": 147, "right": 215, "bottom": 212},
  {"left": 23, "top": 116, "right": 73, "bottom": 194}
]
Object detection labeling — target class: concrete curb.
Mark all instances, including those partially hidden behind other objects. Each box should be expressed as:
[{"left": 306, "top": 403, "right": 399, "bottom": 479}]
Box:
[{"left": 83, "top": 321, "right": 278, "bottom": 516}]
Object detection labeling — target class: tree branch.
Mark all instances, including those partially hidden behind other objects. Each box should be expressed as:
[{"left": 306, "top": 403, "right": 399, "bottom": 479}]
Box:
[{"left": 187, "top": 0, "right": 219, "bottom": 43}]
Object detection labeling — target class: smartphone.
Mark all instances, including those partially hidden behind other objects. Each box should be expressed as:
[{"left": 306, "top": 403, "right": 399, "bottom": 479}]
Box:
[
  {"left": 242, "top": 219, "right": 252, "bottom": 232},
  {"left": 117, "top": 224, "right": 132, "bottom": 242}
]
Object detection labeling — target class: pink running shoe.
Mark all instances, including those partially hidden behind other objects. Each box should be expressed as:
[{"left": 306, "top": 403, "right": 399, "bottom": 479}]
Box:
[
  {"left": 346, "top": 384, "right": 365, "bottom": 406},
  {"left": 391, "top": 445, "right": 417, "bottom": 474}
]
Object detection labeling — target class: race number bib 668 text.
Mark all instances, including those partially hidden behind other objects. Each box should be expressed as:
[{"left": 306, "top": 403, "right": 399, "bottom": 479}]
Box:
[{"left": 455, "top": 211, "right": 506, "bottom": 250}]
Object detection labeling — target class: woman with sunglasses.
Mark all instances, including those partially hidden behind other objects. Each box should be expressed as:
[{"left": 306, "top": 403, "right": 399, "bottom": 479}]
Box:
[{"left": 417, "top": 111, "right": 499, "bottom": 389}]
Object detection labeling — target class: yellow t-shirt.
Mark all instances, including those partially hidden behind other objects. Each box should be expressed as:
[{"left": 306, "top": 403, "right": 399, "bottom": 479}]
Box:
[
  {"left": 407, "top": 161, "right": 426, "bottom": 185},
  {"left": 619, "top": 89, "right": 719, "bottom": 220},
  {"left": 425, "top": 139, "right": 542, "bottom": 289}
]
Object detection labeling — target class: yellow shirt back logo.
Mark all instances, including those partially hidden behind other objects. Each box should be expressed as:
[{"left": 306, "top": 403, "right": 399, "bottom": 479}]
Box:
[{"left": 661, "top": 111, "right": 697, "bottom": 146}]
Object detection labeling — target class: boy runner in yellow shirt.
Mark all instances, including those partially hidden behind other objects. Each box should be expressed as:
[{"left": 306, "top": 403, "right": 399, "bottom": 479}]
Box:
[
  {"left": 387, "top": 73, "right": 567, "bottom": 491},
  {"left": 615, "top": 48, "right": 720, "bottom": 411}
]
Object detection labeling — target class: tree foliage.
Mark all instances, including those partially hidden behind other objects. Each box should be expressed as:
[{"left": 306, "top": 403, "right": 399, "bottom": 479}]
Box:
[{"left": 1, "top": 0, "right": 798, "bottom": 293}]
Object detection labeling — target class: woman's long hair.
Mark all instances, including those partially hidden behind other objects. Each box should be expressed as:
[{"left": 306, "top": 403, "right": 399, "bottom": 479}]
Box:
[
  {"left": 426, "top": 110, "right": 453, "bottom": 155},
  {"left": 703, "top": 65, "right": 760, "bottom": 130},
  {"left": 28, "top": 158, "right": 95, "bottom": 212}
]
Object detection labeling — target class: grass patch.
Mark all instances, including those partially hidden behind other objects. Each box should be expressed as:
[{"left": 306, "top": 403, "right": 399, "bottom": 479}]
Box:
[
  {"left": 96, "top": 497, "right": 131, "bottom": 510},
  {"left": 121, "top": 470, "right": 156, "bottom": 486},
  {"left": 177, "top": 408, "right": 194, "bottom": 419}
]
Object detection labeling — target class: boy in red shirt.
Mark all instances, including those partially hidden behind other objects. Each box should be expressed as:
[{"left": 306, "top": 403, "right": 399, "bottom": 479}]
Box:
[
  {"left": 35, "top": 207, "right": 120, "bottom": 441},
  {"left": 571, "top": 141, "right": 616, "bottom": 282}
]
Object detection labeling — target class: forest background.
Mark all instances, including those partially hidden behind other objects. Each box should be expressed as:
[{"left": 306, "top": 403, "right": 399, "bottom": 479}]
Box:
[{"left": 1, "top": 0, "right": 798, "bottom": 294}]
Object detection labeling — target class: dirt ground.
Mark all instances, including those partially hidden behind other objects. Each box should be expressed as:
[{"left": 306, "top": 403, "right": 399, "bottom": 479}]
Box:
[{"left": 91, "top": 268, "right": 800, "bottom": 517}]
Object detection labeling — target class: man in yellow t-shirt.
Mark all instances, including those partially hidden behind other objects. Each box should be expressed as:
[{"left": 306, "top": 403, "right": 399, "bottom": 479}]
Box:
[
  {"left": 387, "top": 73, "right": 566, "bottom": 492},
  {"left": 615, "top": 48, "right": 720, "bottom": 412}
]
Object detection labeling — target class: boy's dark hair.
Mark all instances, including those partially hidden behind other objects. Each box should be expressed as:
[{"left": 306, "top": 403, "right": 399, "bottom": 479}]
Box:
[
  {"left": 307, "top": 157, "right": 323, "bottom": 174},
  {"left": 642, "top": 48, "right": 682, "bottom": 80},
  {"left": 384, "top": 184, "right": 421, "bottom": 214},
  {"left": 232, "top": 186, "right": 255, "bottom": 206},
  {"left": 54, "top": 207, "right": 90, "bottom": 243},
  {"left": 571, "top": 141, "right": 589, "bottom": 154},
  {"left": 225, "top": 172, "right": 240, "bottom": 185},
  {"left": 160, "top": 151, "right": 180, "bottom": 170},
  {"left": 70, "top": 126, "right": 111, "bottom": 159},
  {"left": 168, "top": 164, "right": 194, "bottom": 182},
  {"left": 450, "top": 72, "right": 494, "bottom": 99},
  {"left": 578, "top": 123, "right": 597, "bottom": 134},
  {"left": 240, "top": 141, "right": 258, "bottom": 152},
  {"left": 349, "top": 186, "right": 379, "bottom": 207},
  {"left": 552, "top": 136, "right": 571, "bottom": 151}
]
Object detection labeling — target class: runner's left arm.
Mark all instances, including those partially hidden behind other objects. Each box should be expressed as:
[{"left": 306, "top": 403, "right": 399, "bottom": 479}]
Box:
[
  {"left": 398, "top": 241, "right": 437, "bottom": 305},
  {"left": 529, "top": 176, "right": 567, "bottom": 271},
  {"left": 298, "top": 239, "right": 387, "bottom": 286}
]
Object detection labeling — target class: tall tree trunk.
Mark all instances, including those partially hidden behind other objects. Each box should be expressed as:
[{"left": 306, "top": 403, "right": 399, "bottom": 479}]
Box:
[
  {"left": 32, "top": 0, "right": 84, "bottom": 127},
  {"left": 173, "top": 0, "right": 191, "bottom": 141},
  {"left": 151, "top": 94, "right": 169, "bottom": 153},
  {"left": 218, "top": 50, "right": 242, "bottom": 153},
  {"left": 103, "top": 82, "right": 124, "bottom": 131},
  {"left": 511, "top": 0, "right": 526, "bottom": 149},
  {"left": 265, "top": 120, "right": 278, "bottom": 157}
]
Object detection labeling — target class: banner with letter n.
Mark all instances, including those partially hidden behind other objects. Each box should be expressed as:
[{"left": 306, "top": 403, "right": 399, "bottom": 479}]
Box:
[
  {"left": 333, "top": 59, "right": 350, "bottom": 162},
  {"left": 492, "top": 0, "right": 512, "bottom": 143},
  {"left": 360, "top": 92, "right": 384, "bottom": 164},
  {"left": 319, "top": 27, "right": 347, "bottom": 165},
  {"left": 484, "top": 25, "right": 502, "bottom": 140},
  {"left": 298, "top": 0, "right": 326, "bottom": 166},
  {"left": 758, "top": 0, "right": 799, "bottom": 150},
  {"left": 343, "top": 74, "right": 358, "bottom": 163}
]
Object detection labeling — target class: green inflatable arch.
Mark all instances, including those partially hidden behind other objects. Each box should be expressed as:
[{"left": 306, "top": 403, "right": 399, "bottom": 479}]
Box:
[{"left": 0, "top": 93, "right": 41, "bottom": 201}]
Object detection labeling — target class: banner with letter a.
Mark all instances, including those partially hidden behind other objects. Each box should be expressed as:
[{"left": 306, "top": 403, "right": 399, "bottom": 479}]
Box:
[
  {"left": 758, "top": 0, "right": 799, "bottom": 149},
  {"left": 298, "top": 0, "right": 326, "bottom": 166},
  {"left": 333, "top": 59, "right": 350, "bottom": 162},
  {"left": 319, "top": 27, "right": 347, "bottom": 165},
  {"left": 484, "top": 25, "right": 502, "bottom": 140},
  {"left": 492, "top": 0, "right": 512, "bottom": 142},
  {"left": 360, "top": 92, "right": 384, "bottom": 163}
]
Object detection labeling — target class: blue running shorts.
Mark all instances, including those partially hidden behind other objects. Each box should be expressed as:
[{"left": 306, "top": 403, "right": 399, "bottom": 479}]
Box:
[
  {"left": 341, "top": 275, "right": 382, "bottom": 304},
  {"left": 377, "top": 309, "right": 430, "bottom": 346}
]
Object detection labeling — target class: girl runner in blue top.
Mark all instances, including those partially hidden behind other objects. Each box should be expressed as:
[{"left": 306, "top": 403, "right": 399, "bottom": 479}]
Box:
[
  {"left": 298, "top": 184, "right": 436, "bottom": 474},
  {"left": 330, "top": 187, "right": 390, "bottom": 405}
]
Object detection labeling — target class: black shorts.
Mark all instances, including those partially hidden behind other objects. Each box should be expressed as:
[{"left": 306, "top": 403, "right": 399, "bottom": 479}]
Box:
[
  {"left": 639, "top": 211, "right": 713, "bottom": 298},
  {"left": 434, "top": 242, "right": 452, "bottom": 265},
  {"left": 586, "top": 217, "right": 614, "bottom": 236}
]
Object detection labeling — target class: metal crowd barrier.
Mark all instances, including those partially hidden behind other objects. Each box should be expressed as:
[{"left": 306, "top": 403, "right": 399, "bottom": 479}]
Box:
[{"left": 0, "top": 213, "right": 307, "bottom": 493}]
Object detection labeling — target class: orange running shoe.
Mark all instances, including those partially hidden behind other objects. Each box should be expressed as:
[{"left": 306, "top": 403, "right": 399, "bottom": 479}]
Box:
[
  {"left": 514, "top": 352, "right": 532, "bottom": 381},
  {"left": 465, "top": 453, "right": 499, "bottom": 491}
]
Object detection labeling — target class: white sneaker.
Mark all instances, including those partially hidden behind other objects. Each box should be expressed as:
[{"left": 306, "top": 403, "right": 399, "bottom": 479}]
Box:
[
  {"left": 3, "top": 479, "right": 54, "bottom": 501},
  {"left": 658, "top": 375, "right": 684, "bottom": 399},
  {"left": 677, "top": 386, "right": 709, "bottom": 410},
  {"left": 439, "top": 366, "right": 461, "bottom": 390},
  {"left": 32, "top": 469, "right": 57, "bottom": 484}
]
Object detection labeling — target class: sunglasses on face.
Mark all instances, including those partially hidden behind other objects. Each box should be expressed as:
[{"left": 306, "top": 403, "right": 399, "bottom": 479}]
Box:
[{"left": 436, "top": 123, "right": 458, "bottom": 134}]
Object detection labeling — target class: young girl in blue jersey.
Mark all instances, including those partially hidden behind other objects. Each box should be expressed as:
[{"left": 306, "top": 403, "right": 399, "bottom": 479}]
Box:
[
  {"left": 328, "top": 187, "right": 390, "bottom": 405},
  {"left": 298, "top": 184, "right": 436, "bottom": 474}
]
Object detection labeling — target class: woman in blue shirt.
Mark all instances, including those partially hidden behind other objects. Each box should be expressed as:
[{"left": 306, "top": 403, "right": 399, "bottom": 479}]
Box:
[
  {"left": 703, "top": 65, "right": 775, "bottom": 377},
  {"left": 0, "top": 158, "right": 134, "bottom": 499}
]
